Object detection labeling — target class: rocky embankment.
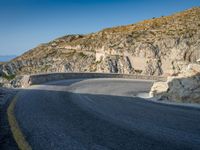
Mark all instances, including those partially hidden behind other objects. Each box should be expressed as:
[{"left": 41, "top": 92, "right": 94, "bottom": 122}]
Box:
[
  {"left": 150, "top": 64, "right": 200, "bottom": 103},
  {"left": 0, "top": 7, "right": 200, "bottom": 104},
  {"left": 0, "top": 7, "right": 200, "bottom": 78}
]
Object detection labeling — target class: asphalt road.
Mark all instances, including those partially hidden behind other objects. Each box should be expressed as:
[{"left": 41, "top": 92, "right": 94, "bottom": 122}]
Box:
[{"left": 14, "top": 78, "right": 200, "bottom": 150}]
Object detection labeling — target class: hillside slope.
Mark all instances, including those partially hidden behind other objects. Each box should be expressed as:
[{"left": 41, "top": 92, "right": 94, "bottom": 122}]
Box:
[{"left": 1, "top": 7, "right": 200, "bottom": 76}]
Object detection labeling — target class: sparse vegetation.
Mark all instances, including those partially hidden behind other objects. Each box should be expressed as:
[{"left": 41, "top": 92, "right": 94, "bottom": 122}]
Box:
[
  {"left": 135, "top": 70, "right": 143, "bottom": 74},
  {"left": 78, "top": 52, "right": 87, "bottom": 58},
  {"left": 1, "top": 7, "right": 200, "bottom": 76},
  {"left": 2, "top": 74, "right": 16, "bottom": 81},
  {"left": 67, "top": 50, "right": 76, "bottom": 57}
]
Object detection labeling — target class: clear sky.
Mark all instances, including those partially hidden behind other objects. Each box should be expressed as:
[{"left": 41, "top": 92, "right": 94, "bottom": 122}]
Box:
[{"left": 0, "top": 0, "right": 200, "bottom": 56}]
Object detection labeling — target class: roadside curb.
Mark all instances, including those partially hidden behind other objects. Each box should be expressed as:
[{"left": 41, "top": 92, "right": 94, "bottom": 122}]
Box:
[{"left": 7, "top": 94, "right": 32, "bottom": 150}]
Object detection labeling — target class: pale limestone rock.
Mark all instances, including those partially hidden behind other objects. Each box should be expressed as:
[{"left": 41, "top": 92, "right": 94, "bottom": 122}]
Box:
[
  {"left": 0, "top": 7, "right": 200, "bottom": 79},
  {"left": 187, "top": 63, "right": 200, "bottom": 73},
  {"left": 150, "top": 64, "right": 200, "bottom": 103},
  {"left": 149, "top": 81, "right": 169, "bottom": 98}
]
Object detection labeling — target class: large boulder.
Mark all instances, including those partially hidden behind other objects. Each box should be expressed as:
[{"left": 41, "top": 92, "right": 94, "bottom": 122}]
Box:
[
  {"left": 150, "top": 64, "right": 200, "bottom": 103},
  {"left": 10, "top": 75, "right": 31, "bottom": 88}
]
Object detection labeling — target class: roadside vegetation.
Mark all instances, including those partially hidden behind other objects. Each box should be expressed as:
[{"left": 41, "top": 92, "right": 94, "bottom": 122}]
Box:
[{"left": 2, "top": 74, "right": 16, "bottom": 81}]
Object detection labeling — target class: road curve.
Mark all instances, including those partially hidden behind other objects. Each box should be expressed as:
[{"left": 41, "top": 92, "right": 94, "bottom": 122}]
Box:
[{"left": 14, "top": 78, "right": 200, "bottom": 150}]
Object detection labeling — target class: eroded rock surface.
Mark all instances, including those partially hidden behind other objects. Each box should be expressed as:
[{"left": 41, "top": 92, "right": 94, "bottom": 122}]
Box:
[
  {"left": 150, "top": 64, "right": 200, "bottom": 103},
  {"left": 0, "top": 7, "right": 200, "bottom": 78}
]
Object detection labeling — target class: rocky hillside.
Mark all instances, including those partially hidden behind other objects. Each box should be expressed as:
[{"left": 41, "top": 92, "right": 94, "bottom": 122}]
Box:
[{"left": 1, "top": 7, "right": 200, "bottom": 77}]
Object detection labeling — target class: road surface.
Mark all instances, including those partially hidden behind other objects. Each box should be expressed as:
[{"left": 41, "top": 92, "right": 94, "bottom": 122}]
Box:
[{"left": 14, "top": 78, "right": 200, "bottom": 150}]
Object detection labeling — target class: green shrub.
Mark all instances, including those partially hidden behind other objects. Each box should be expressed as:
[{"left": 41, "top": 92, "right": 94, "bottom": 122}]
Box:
[
  {"left": 135, "top": 70, "right": 143, "bottom": 74},
  {"left": 78, "top": 52, "right": 87, "bottom": 58},
  {"left": 2, "top": 74, "right": 16, "bottom": 81}
]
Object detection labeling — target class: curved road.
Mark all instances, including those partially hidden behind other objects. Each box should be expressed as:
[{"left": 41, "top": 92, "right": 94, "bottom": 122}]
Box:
[{"left": 14, "top": 78, "right": 200, "bottom": 150}]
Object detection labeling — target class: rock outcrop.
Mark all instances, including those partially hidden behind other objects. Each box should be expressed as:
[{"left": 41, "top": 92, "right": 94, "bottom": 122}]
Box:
[
  {"left": 1, "top": 7, "right": 200, "bottom": 78},
  {"left": 150, "top": 64, "right": 200, "bottom": 103}
]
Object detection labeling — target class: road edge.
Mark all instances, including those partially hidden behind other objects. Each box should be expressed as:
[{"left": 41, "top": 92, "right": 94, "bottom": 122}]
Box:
[{"left": 7, "top": 94, "right": 32, "bottom": 150}]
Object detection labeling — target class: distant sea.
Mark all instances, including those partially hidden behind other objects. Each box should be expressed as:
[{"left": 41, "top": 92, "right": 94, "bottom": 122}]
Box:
[{"left": 0, "top": 55, "right": 17, "bottom": 62}]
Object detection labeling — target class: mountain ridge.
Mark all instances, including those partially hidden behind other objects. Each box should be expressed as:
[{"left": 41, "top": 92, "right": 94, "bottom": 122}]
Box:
[{"left": 1, "top": 7, "right": 200, "bottom": 77}]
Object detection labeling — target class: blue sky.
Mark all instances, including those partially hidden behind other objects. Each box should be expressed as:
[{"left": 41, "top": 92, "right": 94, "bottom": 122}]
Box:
[{"left": 0, "top": 0, "right": 200, "bottom": 56}]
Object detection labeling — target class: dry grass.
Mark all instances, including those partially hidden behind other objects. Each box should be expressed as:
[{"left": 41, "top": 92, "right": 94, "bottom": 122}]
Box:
[{"left": 10, "top": 7, "right": 200, "bottom": 67}]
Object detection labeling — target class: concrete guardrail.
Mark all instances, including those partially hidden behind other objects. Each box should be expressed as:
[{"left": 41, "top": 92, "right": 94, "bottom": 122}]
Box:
[{"left": 19, "top": 72, "right": 166, "bottom": 88}]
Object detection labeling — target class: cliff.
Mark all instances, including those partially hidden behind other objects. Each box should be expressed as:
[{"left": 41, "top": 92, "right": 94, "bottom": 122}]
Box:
[{"left": 1, "top": 7, "right": 200, "bottom": 77}]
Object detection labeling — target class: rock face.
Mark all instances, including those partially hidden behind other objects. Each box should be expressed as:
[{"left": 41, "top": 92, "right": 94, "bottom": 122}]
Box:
[
  {"left": 1, "top": 7, "right": 200, "bottom": 77},
  {"left": 150, "top": 64, "right": 200, "bottom": 103}
]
